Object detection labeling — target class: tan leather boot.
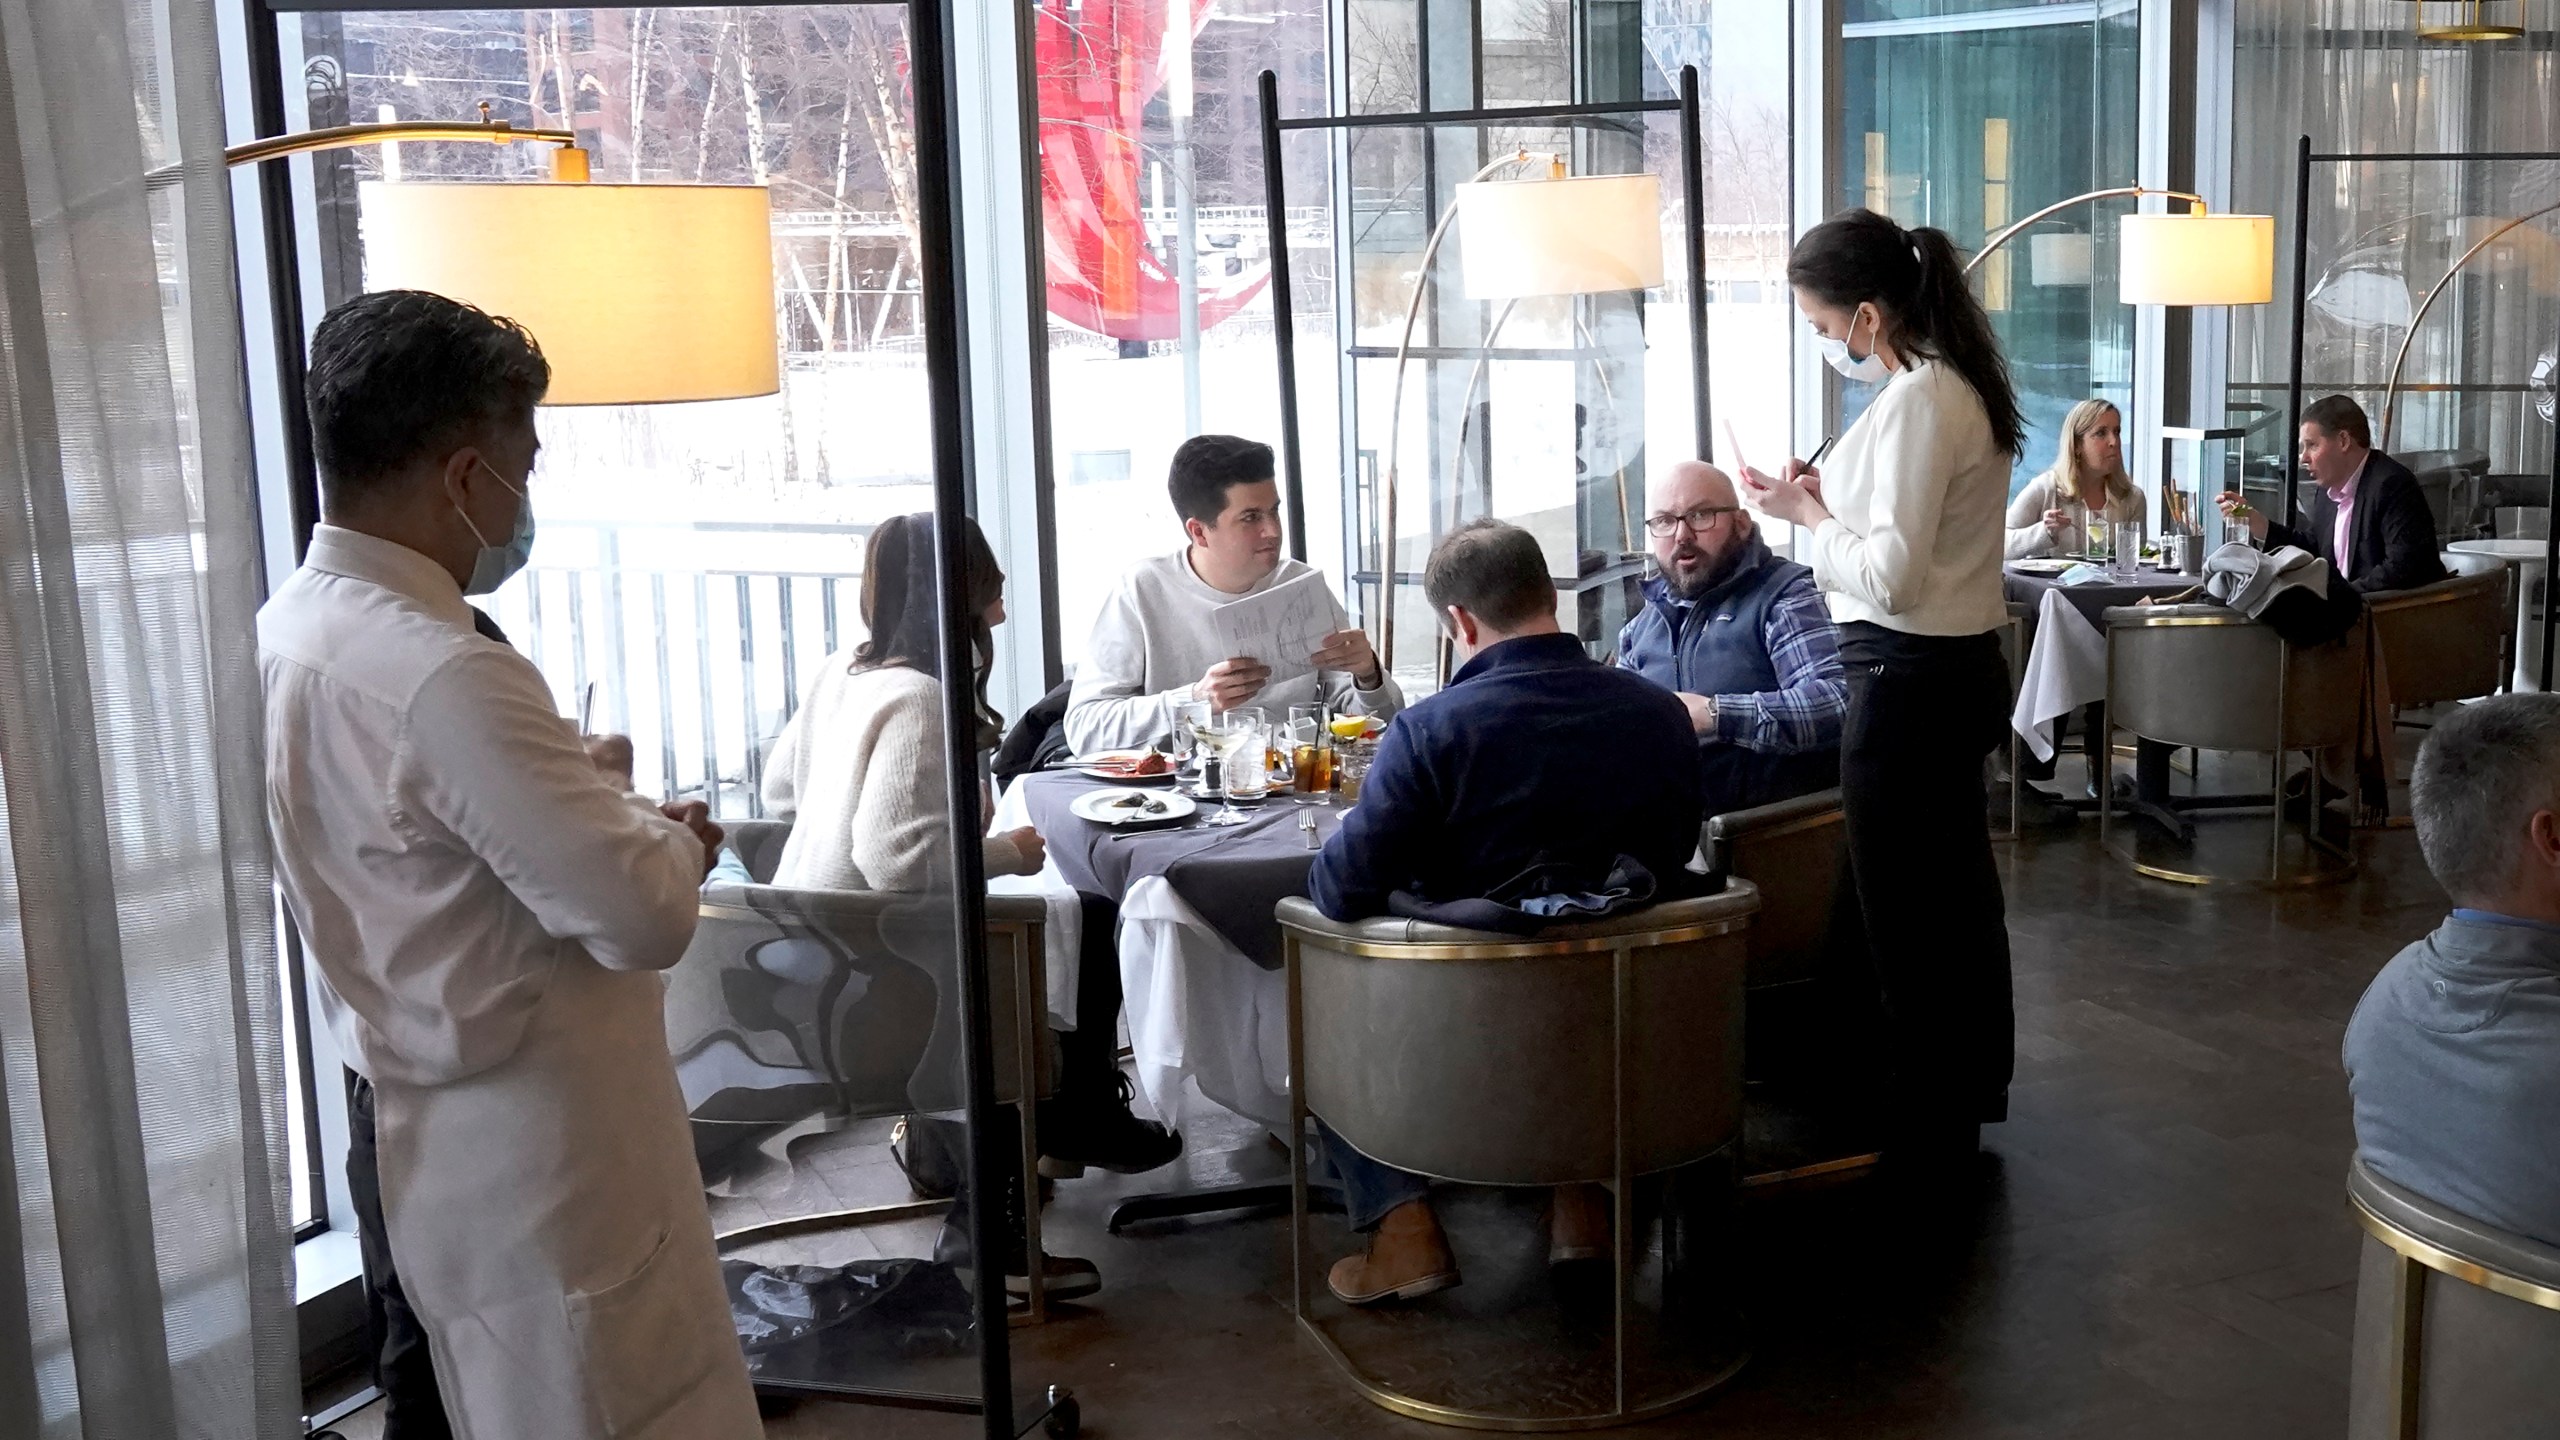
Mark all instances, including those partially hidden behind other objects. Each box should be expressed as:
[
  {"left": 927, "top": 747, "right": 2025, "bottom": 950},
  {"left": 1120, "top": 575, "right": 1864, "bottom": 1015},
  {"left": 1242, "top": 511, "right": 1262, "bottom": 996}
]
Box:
[
  {"left": 1548, "top": 1182, "right": 1612, "bottom": 1265},
  {"left": 1327, "top": 1200, "right": 1460, "bottom": 1305}
]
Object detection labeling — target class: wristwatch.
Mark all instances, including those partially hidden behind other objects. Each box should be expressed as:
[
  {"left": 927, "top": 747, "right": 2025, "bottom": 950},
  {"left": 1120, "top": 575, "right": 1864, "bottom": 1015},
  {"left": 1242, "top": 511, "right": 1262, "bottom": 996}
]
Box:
[{"left": 1702, "top": 696, "right": 1719, "bottom": 735}]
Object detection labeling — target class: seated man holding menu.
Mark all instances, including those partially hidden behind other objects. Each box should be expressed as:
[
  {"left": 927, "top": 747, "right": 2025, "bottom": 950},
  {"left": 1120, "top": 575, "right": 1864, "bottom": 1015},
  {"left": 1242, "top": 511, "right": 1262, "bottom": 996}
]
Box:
[
  {"left": 2345, "top": 693, "right": 2560, "bottom": 1246},
  {"left": 1616, "top": 459, "right": 1845, "bottom": 813},
  {"left": 1064, "top": 435, "right": 1405, "bottom": 755},
  {"left": 1307, "top": 519, "right": 1703, "bottom": 1305}
]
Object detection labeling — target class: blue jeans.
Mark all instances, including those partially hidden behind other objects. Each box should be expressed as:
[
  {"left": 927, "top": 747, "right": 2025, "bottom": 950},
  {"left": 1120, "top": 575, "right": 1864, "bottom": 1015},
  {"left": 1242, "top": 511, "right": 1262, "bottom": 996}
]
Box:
[{"left": 1317, "top": 1117, "right": 1432, "bottom": 1231}]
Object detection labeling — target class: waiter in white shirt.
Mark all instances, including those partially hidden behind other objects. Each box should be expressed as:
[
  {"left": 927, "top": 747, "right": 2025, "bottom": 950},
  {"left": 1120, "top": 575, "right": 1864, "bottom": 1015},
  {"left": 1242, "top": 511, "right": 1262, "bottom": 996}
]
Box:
[{"left": 260, "top": 291, "right": 760, "bottom": 1438}]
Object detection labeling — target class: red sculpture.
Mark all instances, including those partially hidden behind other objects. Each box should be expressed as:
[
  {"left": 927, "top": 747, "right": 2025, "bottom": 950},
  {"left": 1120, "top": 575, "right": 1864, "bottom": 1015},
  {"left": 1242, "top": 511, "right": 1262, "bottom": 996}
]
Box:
[{"left": 1035, "top": 0, "right": 1270, "bottom": 341}]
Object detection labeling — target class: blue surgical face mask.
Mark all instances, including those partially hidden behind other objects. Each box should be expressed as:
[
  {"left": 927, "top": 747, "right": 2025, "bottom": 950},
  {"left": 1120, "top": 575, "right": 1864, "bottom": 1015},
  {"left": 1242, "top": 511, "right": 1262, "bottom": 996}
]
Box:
[
  {"left": 456, "top": 457, "right": 535, "bottom": 595},
  {"left": 1815, "top": 306, "right": 1891, "bottom": 384}
]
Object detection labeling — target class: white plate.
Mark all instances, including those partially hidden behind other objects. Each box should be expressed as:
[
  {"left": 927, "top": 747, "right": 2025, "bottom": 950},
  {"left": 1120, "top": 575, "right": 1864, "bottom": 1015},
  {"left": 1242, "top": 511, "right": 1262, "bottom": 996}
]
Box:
[
  {"left": 1074, "top": 750, "right": 1178, "bottom": 784},
  {"left": 1069, "top": 787, "right": 1196, "bottom": 827}
]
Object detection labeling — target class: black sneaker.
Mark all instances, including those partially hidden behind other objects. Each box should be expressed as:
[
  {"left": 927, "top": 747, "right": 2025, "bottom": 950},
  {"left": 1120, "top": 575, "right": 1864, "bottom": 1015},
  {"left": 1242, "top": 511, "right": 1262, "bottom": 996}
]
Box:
[{"left": 1039, "top": 1074, "right": 1183, "bottom": 1176}]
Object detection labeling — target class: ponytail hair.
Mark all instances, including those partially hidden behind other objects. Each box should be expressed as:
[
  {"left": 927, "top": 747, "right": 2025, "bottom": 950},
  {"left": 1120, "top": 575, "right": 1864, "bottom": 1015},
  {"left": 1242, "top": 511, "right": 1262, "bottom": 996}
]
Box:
[{"left": 1787, "top": 208, "right": 2026, "bottom": 460}]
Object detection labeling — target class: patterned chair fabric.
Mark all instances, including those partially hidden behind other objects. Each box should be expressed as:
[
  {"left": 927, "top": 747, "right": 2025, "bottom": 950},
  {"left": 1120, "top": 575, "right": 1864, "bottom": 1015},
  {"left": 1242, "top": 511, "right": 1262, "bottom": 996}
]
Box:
[{"left": 666, "top": 821, "right": 1048, "bottom": 1170}]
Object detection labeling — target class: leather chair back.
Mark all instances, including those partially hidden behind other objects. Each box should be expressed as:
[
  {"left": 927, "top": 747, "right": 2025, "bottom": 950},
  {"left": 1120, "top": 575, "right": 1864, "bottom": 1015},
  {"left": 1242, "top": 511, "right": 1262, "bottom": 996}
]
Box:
[
  {"left": 2103, "top": 605, "right": 2368, "bottom": 754},
  {"left": 2366, "top": 569, "right": 2507, "bottom": 709},
  {"left": 2347, "top": 1155, "right": 2560, "bottom": 1439},
  {"left": 1275, "top": 887, "right": 1756, "bottom": 1188},
  {"left": 1703, "top": 790, "right": 1842, "bottom": 990}
]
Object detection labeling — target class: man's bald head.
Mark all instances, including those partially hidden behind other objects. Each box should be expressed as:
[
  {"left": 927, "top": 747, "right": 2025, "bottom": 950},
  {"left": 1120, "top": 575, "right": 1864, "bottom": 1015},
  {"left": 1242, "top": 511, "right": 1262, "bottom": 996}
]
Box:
[
  {"left": 1646, "top": 459, "right": 1753, "bottom": 598},
  {"left": 1650, "top": 459, "right": 1737, "bottom": 514}
]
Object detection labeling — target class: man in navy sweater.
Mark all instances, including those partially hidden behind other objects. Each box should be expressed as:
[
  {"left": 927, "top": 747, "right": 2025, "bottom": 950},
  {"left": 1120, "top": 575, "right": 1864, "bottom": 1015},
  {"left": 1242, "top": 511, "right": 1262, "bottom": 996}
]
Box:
[{"left": 1309, "top": 519, "right": 1702, "bottom": 1304}]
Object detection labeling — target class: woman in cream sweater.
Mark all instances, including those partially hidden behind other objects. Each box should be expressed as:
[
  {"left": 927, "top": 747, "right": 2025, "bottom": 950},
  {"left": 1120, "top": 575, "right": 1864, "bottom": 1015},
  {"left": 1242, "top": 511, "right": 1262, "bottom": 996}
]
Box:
[
  {"left": 2004, "top": 398, "right": 2145, "bottom": 560},
  {"left": 1739, "top": 208, "right": 2021, "bottom": 1170},
  {"left": 761, "top": 514, "right": 1181, "bottom": 1299}
]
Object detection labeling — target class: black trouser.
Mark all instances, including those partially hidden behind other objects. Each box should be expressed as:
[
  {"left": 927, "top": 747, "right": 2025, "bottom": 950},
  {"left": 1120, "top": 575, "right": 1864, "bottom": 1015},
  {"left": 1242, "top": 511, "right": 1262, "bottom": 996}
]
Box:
[
  {"left": 346, "top": 1074, "right": 451, "bottom": 1440},
  {"left": 1055, "top": 891, "right": 1125, "bottom": 1110},
  {"left": 1827, "top": 623, "right": 2016, "bottom": 1132}
]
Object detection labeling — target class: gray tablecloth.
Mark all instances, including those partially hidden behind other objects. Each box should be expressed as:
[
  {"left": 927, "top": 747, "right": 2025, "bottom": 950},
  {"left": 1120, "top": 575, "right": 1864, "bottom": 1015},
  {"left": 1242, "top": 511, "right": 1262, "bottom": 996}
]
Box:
[
  {"left": 1017, "top": 770, "right": 1342, "bottom": 971},
  {"left": 2003, "top": 565, "right": 2198, "bottom": 627}
]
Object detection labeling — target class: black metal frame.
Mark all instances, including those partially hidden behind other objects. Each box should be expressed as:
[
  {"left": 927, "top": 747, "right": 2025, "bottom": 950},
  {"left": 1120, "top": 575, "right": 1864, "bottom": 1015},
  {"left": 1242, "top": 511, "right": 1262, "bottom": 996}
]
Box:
[
  {"left": 2284, "top": 136, "right": 2560, "bottom": 688},
  {"left": 239, "top": 1, "right": 1068, "bottom": 1433},
  {"left": 1255, "top": 67, "right": 1715, "bottom": 573}
]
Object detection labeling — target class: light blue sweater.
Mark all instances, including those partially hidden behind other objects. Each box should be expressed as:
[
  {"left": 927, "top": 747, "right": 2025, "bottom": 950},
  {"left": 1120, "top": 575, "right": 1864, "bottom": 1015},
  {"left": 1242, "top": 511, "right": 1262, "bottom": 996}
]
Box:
[{"left": 2343, "top": 912, "right": 2560, "bottom": 1246}]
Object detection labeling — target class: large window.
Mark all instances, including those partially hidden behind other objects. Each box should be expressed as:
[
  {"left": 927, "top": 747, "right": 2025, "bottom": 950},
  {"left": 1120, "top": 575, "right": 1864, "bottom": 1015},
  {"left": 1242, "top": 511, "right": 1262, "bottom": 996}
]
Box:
[
  {"left": 1841, "top": 0, "right": 2140, "bottom": 490},
  {"left": 1035, "top": 0, "right": 1333, "bottom": 670},
  {"left": 1036, "top": 0, "right": 1791, "bottom": 689}
]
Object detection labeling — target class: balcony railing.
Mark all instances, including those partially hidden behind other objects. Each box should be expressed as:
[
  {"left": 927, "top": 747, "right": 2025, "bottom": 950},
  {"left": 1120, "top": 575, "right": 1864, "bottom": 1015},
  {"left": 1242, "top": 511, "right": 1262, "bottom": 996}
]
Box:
[{"left": 482, "top": 517, "right": 874, "bottom": 819}]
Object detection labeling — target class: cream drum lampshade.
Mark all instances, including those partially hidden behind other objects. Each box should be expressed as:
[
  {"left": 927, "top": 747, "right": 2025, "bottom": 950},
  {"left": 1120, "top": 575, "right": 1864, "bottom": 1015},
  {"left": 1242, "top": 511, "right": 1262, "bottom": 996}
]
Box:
[
  {"left": 359, "top": 181, "right": 780, "bottom": 404},
  {"left": 2118, "top": 211, "right": 2275, "bottom": 306},
  {"left": 1453, "top": 173, "right": 1666, "bottom": 299}
]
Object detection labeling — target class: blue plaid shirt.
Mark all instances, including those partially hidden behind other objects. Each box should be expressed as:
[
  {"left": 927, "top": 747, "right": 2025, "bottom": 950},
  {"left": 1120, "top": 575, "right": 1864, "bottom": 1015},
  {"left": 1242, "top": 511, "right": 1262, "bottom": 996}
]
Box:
[{"left": 1700, "top": 578, "right": 1846, "bottom": 754}]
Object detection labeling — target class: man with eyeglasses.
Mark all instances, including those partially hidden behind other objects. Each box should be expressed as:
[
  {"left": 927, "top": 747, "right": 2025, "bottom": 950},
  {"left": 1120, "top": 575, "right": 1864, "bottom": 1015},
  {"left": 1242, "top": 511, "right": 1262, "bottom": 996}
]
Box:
[{"left": 1616, "top": 459, "right": 1846, "bottom": 813}]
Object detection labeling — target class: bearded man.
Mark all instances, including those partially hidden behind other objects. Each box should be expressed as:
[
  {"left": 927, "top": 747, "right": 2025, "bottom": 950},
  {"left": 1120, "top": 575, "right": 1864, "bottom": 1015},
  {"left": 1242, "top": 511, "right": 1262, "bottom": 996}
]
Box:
[{"left": 1615, "top": 459, "right": 1846, "bottom": 813}]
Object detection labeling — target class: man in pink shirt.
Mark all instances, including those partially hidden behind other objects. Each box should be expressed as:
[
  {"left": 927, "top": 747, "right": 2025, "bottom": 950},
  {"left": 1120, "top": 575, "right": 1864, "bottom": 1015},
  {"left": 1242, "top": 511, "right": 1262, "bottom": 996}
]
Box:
[{"left": 2218, "top": 394, "right": 2446, "bottom": 593}]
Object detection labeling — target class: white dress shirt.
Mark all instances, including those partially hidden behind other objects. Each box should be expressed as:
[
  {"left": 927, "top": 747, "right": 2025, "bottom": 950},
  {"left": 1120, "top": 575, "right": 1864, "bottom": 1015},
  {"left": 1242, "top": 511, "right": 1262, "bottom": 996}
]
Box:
[
  {"left": 260, "top": 526, "right": 706, "bottom": 1086},
  {"left": 1808, "top": 358, "right": 2011, "bottom": 637}
]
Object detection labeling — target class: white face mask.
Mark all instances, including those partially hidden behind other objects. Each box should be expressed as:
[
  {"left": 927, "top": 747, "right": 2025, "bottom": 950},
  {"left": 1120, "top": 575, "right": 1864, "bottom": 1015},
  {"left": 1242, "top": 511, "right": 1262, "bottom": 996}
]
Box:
[{"left": 1815, "top": 307, "right": 1891, "bottom": 384}]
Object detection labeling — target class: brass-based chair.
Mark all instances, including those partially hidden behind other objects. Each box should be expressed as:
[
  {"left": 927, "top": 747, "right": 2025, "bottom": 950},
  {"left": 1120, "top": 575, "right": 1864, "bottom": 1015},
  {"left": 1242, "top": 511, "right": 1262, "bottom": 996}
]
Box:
[
  {"left": 2437, "top": 549, "right": 2517, "bottom": 692},
  {"left": 1702, "top": 790, "right": 1879, "bottom": 1189},
  {"left": 1992, "top": 599, "right": 2031, "bottom": 840},
  {"left": 2098, "top": 604, "right": 2367, "bottom": 887},
  {"left": 2367, "top": 568, "right": 2507, "bottom": 713},
  {"left": 2347, "top": 1155, "right": 2560, "bottom": 1439},
  {"left": 666, "top": 818, "right": 1060, "bottom": 1320},
  {"left": 1274, "top": 887, "right": 1759, "bottom": 1431}
]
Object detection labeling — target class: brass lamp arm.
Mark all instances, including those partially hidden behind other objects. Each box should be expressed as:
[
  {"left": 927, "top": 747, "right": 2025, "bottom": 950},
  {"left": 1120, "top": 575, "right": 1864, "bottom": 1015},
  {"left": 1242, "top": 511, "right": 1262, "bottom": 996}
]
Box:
[
  {"left": 2379, "top": 197, "right": 2560, "bottom": 448},
  {"left": 1966, "top": 186, "right": 2209, "bottom": 275},
  {"left": 224, "top": 119, "right": 577, "bottom": 168}
]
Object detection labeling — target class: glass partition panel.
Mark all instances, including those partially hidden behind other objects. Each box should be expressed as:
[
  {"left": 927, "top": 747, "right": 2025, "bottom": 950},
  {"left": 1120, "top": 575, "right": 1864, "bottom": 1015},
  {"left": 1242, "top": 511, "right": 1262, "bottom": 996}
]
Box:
[
  {"left": 298, "top": 5, "right": 930, "bottom": 820},
  {"left": 2227, "top": 4, "right": 2560, "bottom": 537},
  {"left": 282, "top": 7, "right": 1039, "bottom": 1420},
  {"left": 2225, "top": 153, "right": 2560, "bottom": 541}
]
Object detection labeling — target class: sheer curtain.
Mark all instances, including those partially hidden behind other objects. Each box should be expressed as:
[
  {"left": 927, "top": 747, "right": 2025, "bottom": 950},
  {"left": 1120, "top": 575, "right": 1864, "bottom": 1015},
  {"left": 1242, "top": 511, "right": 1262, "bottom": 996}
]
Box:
[{"left": 0, "top": 0, "right": 300, "bottom": 1427}]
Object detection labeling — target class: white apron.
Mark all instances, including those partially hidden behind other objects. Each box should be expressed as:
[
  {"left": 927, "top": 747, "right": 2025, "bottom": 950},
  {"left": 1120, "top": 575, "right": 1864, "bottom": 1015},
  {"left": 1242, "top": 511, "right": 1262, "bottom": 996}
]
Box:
[{"left": 374, "top": 953, "right": 763, "bottom": 1439}]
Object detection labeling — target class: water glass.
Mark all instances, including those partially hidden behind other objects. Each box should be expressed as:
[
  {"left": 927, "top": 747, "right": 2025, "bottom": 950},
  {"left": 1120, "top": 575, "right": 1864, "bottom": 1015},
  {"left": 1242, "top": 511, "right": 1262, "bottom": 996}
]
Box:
[
  {"left": 2110, "top": 521, "right": 2142, "bottom": 579},
  {"left": 1173, "top": 698, "right": 1213, "bottom": 790}
]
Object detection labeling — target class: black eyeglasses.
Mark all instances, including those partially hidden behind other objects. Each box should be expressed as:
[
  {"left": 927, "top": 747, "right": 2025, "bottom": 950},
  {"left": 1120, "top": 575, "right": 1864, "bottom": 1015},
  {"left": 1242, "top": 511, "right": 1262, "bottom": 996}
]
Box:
[{"left": 1642, "top": 505, "right": 1742, "bottom": 538}]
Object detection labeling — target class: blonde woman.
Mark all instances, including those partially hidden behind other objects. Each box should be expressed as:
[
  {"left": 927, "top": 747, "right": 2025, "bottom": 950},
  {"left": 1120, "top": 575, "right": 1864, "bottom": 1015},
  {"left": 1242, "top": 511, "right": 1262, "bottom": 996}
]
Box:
[{"left": 2004, "top": 399, "right": 2145, "bottom": 560}]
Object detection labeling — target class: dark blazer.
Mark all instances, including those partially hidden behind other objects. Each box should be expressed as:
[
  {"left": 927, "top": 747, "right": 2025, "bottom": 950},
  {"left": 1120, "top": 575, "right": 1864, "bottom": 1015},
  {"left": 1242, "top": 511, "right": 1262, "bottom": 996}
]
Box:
[
  {"left": 1308, "top": 632, "right": 1702, "bottom": 922},
  {"left": 2263, "top": 449, "right": 2447, "bottom": 593}
]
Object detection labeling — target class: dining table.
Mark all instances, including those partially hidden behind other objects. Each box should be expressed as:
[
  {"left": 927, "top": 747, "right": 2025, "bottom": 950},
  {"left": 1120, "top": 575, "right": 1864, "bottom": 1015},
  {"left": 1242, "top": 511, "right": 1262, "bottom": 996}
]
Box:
[
  {"left": 990, "top": 767, "right": 1352, "bottom": 1228},
  {"left": 2005, "top": 560, "right": 2202, "bottom": 762},
  {"left": 2004, "top": 560, "right": 2209, "bottom": 839}
]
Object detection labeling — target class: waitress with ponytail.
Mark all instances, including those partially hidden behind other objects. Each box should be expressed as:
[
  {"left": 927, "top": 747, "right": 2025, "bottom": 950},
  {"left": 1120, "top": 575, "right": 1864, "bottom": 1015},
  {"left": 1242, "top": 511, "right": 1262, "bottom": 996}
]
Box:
[{"left": 1738, "top": 209, "right": 2022, "bottom": 1166}]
